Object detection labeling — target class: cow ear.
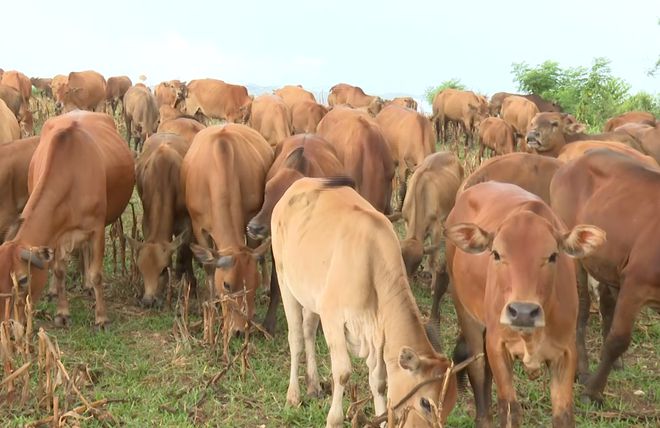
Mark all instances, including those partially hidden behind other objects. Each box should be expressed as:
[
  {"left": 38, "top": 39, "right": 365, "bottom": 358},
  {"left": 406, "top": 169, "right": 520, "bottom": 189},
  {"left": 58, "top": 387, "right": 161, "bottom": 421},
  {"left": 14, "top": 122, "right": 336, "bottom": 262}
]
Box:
[
  {"left": 20, "top": 247, "right": 54, "bottom": 270},
  {"left": 444, "top": 223, "right": 493, "bottom": 254},
  {"left": 251, "top": 238, "right": 271, "bottom": 260},
  {"left": 190, "top": 243, "right": 218, "bottom": 266},
  {"left": 399, "top": 346, "right": 421, "bottom": 372},
  {"left": 565, "top": 121, "right": 586, "bottom": 134},
  {"left": 561, "top": 225, "right": 606, "bottom": 258}
]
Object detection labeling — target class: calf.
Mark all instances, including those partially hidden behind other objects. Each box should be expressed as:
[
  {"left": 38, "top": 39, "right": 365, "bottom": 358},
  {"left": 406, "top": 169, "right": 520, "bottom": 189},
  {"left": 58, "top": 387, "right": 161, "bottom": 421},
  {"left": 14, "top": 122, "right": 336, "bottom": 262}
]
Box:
[
  {"left": 501, "top": 96, "right": 539, "bottom": 152},
  {"left": 124, "top": 85, "right": 159, "bottom": 151},
  {"left": 248, "top": 94, "right": 292, "bottom": 147},
  {"left": 477, "top": 117, "right": 516, "bottom": 162}
]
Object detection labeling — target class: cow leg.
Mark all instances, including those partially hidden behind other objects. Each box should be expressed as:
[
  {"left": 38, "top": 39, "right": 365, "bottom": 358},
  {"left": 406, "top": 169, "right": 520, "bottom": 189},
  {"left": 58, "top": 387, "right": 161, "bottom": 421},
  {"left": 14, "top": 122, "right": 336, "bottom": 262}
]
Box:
[
  {"left": 478, "top": 144, "right": 485, "bottom": 164},
  {"left": 175, "top": 242, "right": 197, "bottom": 294},
  {"left": 53, "top": 253, "right": 71, "bottom": 327},
  {"left": 302, "top": 308, "right": 322, "bottom": 398},
  {"left": 395, "top": 165, "right": 407, "bottom": 212},
  {"left": 598, "top": 282, "right": 622, "bottom": 369},
  {"left": 575, "top": 264, "right": 591, "bottom": 383},
  {"left": 86, "top": 227, "right": 109, "bottom": 329},
  {"left": 281, "top": 279, "right": 304, "bottom": 406},
  {"left": 486, "top": 337, "right": 521, "bottom": 428},
  {"left": 262, "top": 259, "right": 280, "bottom": 335},
  {"left": 320, "top": 312, "right": 352, "bottom": 428},
  {"left": 124, "top": 116, "right": 132, "bottom": 145},
  {"left": 549, "top": 349, "right": 576, "bottom": 428},
  {"left": 429, "top": 223, "right": 448, "bottom": 321},
  {"left": 367, "top": 339, "right": 387, "bottom": 418},
  {"left": 583, "top": 282, "right": 644, "bottom": 405}
]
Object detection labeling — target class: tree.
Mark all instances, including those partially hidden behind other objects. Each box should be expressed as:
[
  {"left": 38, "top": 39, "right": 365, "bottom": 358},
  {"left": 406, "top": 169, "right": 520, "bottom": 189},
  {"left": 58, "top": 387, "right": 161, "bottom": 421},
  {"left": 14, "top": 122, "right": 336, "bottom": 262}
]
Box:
[{"left": 424, "top": 78, "right": 465, "bottom": 105}]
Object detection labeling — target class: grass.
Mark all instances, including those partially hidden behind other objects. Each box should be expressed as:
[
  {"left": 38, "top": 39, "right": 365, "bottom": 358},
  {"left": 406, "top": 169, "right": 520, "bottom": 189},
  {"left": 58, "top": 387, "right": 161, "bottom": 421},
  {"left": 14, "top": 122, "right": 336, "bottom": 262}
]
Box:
[{"left": 1, "top": 98, "right": 658, "bottom": 427}]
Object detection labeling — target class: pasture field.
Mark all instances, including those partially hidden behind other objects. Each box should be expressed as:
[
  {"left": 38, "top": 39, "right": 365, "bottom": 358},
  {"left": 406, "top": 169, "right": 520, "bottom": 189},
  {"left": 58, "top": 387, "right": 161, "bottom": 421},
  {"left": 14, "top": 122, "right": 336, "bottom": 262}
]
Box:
[{"left": 0, "top": 106, "right": 658, "bottom": 427}]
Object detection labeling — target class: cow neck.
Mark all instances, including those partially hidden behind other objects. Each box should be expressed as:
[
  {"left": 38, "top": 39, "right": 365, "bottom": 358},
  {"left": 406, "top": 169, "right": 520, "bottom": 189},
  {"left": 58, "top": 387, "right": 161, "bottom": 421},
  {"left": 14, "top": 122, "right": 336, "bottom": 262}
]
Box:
[{"left": 14, "top": 188, "right": 67, "bottom": 247}]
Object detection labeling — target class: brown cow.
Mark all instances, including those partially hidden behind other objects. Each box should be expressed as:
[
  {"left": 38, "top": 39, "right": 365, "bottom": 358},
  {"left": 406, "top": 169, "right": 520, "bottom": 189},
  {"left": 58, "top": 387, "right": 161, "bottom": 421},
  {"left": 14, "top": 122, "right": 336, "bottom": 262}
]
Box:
[
  {"left": 55, "top": 70, "right": 107, "bottom": 113},
  {"left": 328, "top": 83, "right": 384, "bottom": 115},
  {"left": 0, "top": 137, "right": 39, "bottom": 242},
  {"left": 154, "top": 80, "right": 187, "bottom": 108},
  {"left": 123, "top": 85, "right": 159, "bottom": 151},
  {"left": 159, "top": 105, "right": 185, "bottom": 123},
  {"left": 603, "top": 111, "right": 655, "bottom": 132},
  {"left": 477, "top": 117, "right": 516, "bottom": 162},
  {"left": 290, "top": 100, "right": 327, "bottom": 134},
  {"left": 0, "top": 84, "right": 22, "bottom": 117},
  {"left": 272, "top": 177, "right": 456, "bottom": 427},
  {"left": 432, "top": 88, "right": 489, "bottom": 146},
  {"left": 386, "top": 96, "right": 418, "bottom": 111},
  {"left": 0, "top": 71, "right": 31, "bottom": 105},
  {"left": 501, "top": 96, "right": 540, "bottom": 152},
  {"left": 51, "top": 74, "right": 68, "bottom": 105},
  {"left": 183, "top": 79, "right": 252, "bottom": 124},
  {"left": 30, "top": 77, "right": 53, "bottom": 98},
  {"left": 0, "top": 111, "right": 134, "bottom": 327},
  {"left": 0, "top": 99, "right": 20, "bottom": 143},
  {"left": 182, "top": 124, "right": 273, "bottom": 336},
  {"left": 445, "top": 181, "right": 604, "bottom": 427},
  {"left": 399, "top": 152, "right": 463, "bottom": 319},
  {"left": 273, "top": 85, "right": 316, "bottom": 107},
  {"left": 550, "top": 149, "right": 660, "bottom": 405},
  {"left": 248, "top": 94, "right": 292, "bottom": 147},
  {"left": 129, "top": 133, "right": 194, "bottom": 306},
  {"left": 614, "top": 122, "right": 660, "bottom": 163},
  {"left": 105, "top": 75, "right": 133, "bottom": 115},
  {"left": 157, "top": 116, "right": 206, "bottom": 145},
  {"left": 556, "top": 140, "right": 658, "bottom": 168},
  {"left": 317, "top": 107, "right": 395, "bottom": 213},
  {"left": 375, "top": 104, "right": 435, "bottom": 210},
  {"left": 490, "top": 92, "right": 562, "bottom": 116}
]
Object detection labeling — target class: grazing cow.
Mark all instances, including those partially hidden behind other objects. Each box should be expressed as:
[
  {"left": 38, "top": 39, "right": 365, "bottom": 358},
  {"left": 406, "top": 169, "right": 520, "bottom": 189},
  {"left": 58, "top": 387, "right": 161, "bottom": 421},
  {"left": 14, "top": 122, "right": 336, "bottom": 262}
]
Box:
[
  {"left": 182, "top": 124, "right": 273, "bottom": 335},
  {"left": 0, "top": 111, "right": 135, "bottom": 326},
  {"left": 159, "top": 105, "right": 185, "bottom": 123},
  {"left": 432, "top": 88, "right": 489, "bottom": 145},
  {"left": 399, "top": 152, "right": 463, "bottom": 319},
  {"left": 0, "top": 71, "right": 31, "bottom": 105},
  {"left": 123, "top": 85, "right": 159, "bottom": 151},
  {"left": 614, "top": 122, "right": 660, "bottom": 163},
  {"left": 501, "top": 96, "right": 540, "bottom": 152},
  {"left": 55, "top": 70, "right": 107, "bottom": 113},
  {"left": 183, "top": 79, "right": 252, "bottom": 124},
  {"left": 273, "top": 85, "right": 316, "bottom": 107},
  {"left": 0, "top": 84, "right": 22, "bottom": 118},
  {"left": 154, "top": 80, "right": 187, "bottom": 108},
  {"left": 477, "top": 117, "right": 516, "bottom": 162},
  {"left": 386, "top": 96, "right": 418, "bottom": 111},
  {"left": 50, "top": 74, "right": 68, "bottom": 104},
  {"left": 0, "top": 100, "right": 20, "bottom": 143},
  {"left": 603, "top": 111, "right": 655, "bottom": 132},
  {"left": 375, "top": 104, "right": 435, "bottom": 210},
  {"left": 30, "top": 77, "right": 53, "bottom": 98},
  {"left": 526, "top": 112, "right": 641, "bottom": 157},
  {"left": 445, "top": 181, "right": 604, "bottom": 428},
  {"left": 328, "top": 83, "right": 384, "bottom": 115},
  {"left": 490, "top": 92, "right": 561, "bottom": 116},
  {"left": 317, "top": 107, "right": 395, "bottom": 213},
  {"left": 0, "top": 137, "right": 39, "bottom": 242},
  {"left": 130, "top": 133, "right": 194, "bottom": 306},
  {"left": 550, "top": 150, "right": 660, "bottom": 404},
  {"left": 248, "top": 94, "right": 292, "bottom": 147},
  {"left": 0, "top": 78, "right": 33, "bottom": 136},
  {"left": 272, "top": 177, "right": 457, "bottom": 428},
  {"left": 105, "top": 75, "right": 132, "bottom": 114},
  {"left": 556, "top": 140, "right": 658, "bottom": 168},
  {"left": 157, "top": 116, "right": 206, "bottom": 145},
  {"left": 290, "top": 101, "right": 327, "bottom": 134}
]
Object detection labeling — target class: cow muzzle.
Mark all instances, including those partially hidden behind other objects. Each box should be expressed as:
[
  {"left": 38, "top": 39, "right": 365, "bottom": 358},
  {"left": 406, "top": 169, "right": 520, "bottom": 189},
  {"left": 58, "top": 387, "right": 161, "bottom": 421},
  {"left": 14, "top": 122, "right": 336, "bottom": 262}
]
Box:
[
  {"left": 246, "top": 221, "right": 269, "bottom": 240},
  {"left": 501, "top": 301, "right": 545, "bottom": 330},
  {"left": 526, "top": 131, "right": 541, "bottom": 149}
]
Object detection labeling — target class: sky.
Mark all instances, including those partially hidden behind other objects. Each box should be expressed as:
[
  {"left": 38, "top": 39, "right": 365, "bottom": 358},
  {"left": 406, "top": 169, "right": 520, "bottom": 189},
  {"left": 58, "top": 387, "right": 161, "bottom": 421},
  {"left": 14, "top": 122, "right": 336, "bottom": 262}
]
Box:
[{"left": 2, "top": 0, "right": 658, "bottom": 107}]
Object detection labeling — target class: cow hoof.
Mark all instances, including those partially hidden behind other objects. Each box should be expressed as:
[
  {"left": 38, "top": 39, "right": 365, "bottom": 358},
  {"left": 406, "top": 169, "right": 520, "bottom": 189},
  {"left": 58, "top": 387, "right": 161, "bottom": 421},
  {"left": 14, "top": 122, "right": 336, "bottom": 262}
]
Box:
[
  {"left": 54, "top": 314, "right": 70, "bottom": 328},
  {"left": 140, "top": 296, "right": 157, "bottom": 308},
  {"left": 580, "top": 391, "right": 604, "bottom": 407},
  {"left": 261, "top": 320, "right": 276, "bottom": 336},
  {"left": 613, "top": 357, "right": 623, "bottom": 370},
  {"left": 307, "top": 387, "right": 323, "bottom": 399},
  {"left": 95, "top": 320, "right": 110, "bottom": 332}
]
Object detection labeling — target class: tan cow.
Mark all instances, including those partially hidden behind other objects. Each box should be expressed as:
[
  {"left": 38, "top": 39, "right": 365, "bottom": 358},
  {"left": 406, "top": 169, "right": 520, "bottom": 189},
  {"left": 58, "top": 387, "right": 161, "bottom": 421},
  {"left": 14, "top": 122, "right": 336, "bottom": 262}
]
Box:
[
  {"left": 0, "top": 137, "right": 39, "bottom": 242},
  {"left": 603, "top": 111, "right": 655, "bottom": 132},
  {"left": 550, "top": 149, "right": 660, "bottom": 405},
  {"left": 328, "top": 83, "right": 384, "bottom": 115},
  {"left": 0, "top": 111, "right": 135, "bottom": 327},
  {"left": 55, "top": 70, "right": 107, "bottom": 113},
  {"left": 272, "top": 177, "right": 457, "bottom": 427},
  {"left": 501, "top": 96, "right": 540, "bottom": 152},
  {"left": 375, "top": 104, "right": 435, "bottom": 210},
  {"left": 0, "top": 84, "right": 22, "bottom": 118},
  {"left": 614, "top": 122, "right": 660, "bottom": 163},
  {"left": 556, "top": 140, "right": 658, "bottom": 168},
  {"left": 273, "top": 85, "right": 316, "bottom": 107},
  {"left": 50, "top": 74, "right": 68, "bottom": 104},
  {"left": 432, "top": 88, "right": 489, "bottom": 146},
  {"left": 477, "top": 117, "right": 516, "bottom": 162},
  {"left": 159, "top": 105, "right": 185, "bottom": 123},
  {"left": 445, "top": 181, "right": 604, "bottom": 427},
  {"left": 0, "top": 99, "right": 20, "bottom": 143},
  {"left": 490, "top": 92, "right": 562, "bottom": 117},
  {"left": 157, "top": 117, "right": 206, "bottom": 145},
  {"left": 130, "top": 133, "right": 194, "bottom": 306},
  {"left": 387, "top": 96, "right": 418, "bottom": 111},
  {"left": 0, "top": 71, "right": 31, "bottom": 105},
  {"left": 30, "top": 77, "right": 53, "bottom": 98},
  {"left": 183, "top": 79, "right": 252, "bottom": 124},
  {"left": 182, "top": 124, "right": 273, "bottom": 336},
  {"left": 154, "top": 80, "right": 187, "bottom": 108},
  {"left": 290, "top": 100, "right": 328, "bottom": 134},
  {"left": 248, "top": 94, "right": 292, "bottom": 147},
  {"left": 123, "top": 85, "right": 159, "bottom": 151},
  {"left": 105, "top": 75, "right": 133, "bottom": 115},
  {"left": 317, "top": 106, "right": 395, "bottom": 213}
]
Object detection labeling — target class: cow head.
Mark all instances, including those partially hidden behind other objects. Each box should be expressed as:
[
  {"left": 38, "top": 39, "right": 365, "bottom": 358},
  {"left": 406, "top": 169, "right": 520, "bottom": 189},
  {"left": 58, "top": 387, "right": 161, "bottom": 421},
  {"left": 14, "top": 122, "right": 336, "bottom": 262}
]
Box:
[
  {"left": 526, "top": 112, "right": 586, "bottom": 156},
  {"left": 127, "top": 232, "right": 187, "bottom": 307},
  {"left": 0, "top": 241, "right": 52, "bottom": 322},
  {"left": 172, "top": 81, "right": 187, "bottom": 108},
  {"left": 445, "top": 211, "right": 605, "bottom": 332},
  {"left": 190, "top": 236, "right": 271, "bottom": 335},
  {"left": 367, "top": 96, "right": 384, "bottom": 116}
]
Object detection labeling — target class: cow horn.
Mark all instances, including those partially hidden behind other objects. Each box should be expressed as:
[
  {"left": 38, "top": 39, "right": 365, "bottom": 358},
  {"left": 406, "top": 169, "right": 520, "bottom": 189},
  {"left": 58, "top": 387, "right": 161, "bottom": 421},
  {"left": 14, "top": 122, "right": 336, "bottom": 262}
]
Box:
[{"left": 19, "top": 249, "right": 48, "bottom": 269}]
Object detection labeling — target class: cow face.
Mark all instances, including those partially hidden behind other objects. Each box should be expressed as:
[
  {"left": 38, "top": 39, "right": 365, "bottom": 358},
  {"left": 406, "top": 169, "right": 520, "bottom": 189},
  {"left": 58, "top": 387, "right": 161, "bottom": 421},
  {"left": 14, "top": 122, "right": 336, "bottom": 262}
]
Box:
[
  {"left": 445, "top": 212, "right": 605, "bottom": 333},
  {"left": 526, "top": 112, "right": 586, "bottom": 154}
]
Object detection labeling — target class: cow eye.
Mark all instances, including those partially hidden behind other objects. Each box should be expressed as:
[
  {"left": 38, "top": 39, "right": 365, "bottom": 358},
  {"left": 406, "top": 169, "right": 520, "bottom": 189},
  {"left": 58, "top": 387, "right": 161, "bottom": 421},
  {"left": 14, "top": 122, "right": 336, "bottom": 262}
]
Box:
[
  {"left": 550, "top": 121, "right": 559, "bottom": 128},
  {"left": 492, "top": 250, "right": 501, "bottom": 261},
  {"left": 548, "top": 252, "right": 558, "bottom": 263},
  {"left": 223, "top": 282, "right": 231, "bottom": 292},
  {"left": 17, "top": 275, "right": 29, "bottom": 287},
  {"left": 420, "top": 397, "right": 432, "bottom": 412}
]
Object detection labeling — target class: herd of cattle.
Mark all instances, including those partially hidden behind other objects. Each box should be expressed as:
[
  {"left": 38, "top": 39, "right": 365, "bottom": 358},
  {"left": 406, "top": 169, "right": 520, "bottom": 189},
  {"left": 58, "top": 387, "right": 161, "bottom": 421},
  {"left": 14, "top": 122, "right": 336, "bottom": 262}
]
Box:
[{"left": 0, "top": 68, "right": 659, "bottom": 427}]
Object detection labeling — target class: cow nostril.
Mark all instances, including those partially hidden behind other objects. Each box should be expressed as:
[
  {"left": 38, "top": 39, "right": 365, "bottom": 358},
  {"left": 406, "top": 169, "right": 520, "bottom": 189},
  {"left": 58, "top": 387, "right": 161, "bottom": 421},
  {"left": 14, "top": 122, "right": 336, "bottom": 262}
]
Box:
[
  {"left": 530, "top": 307, "right": 541, "bottom": 319},
  {"left": 507, "top": 305, "right": 518, "bottom": 319}
]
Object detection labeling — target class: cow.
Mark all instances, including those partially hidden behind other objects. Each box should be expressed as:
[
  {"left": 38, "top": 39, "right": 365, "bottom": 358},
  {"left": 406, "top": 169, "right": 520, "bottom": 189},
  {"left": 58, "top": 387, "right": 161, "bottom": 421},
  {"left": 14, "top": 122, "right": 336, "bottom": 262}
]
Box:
[
  {"left": 0, "top": 84, "right": 22, "bottom": 118},
  {"left": 30, "top": 77, "right": 53, "bottom": 98},
  {"left": 477, "top": 117, "right": 517, "bottom": 162},
  {"left": 432, "top": 88, "right": 489, "bottom": 146},
  {"left": 0, "top": 72, "right": 33, "bottom": 136},
  {"left": 271, "top": 177, "right": 457, "bottom": 428},
  {"left": 389, "top": 97, "right": 418, "bottom": 110},
  {"left": 526, "top": 112, "right": 642, "bottom": 157},
  {"left": 316, "top": 106, "right": 395, "bottom": 213},
  {"left": 0, "top": 99, "right": 20, "bottom": 143},
  {"left": 123, "top": 85, "right": 159, "bottom": 151},
  {"left": 327, "top": 83, "right": 384, "bottom": 116},
  {"left": 290, "top": 101, "right": 327, "bottom": 134},
  {"left": 154, "top": 80, "right": 187, "bottom": 108},
  {"left": 556, "top": 140, "right": 658, "bottom": 168},
  {"left": 159, "top": 105, "right": 185, "bottom": 123},
  {"left": 614, "top": 122, "right": 660, "bottom": 163},
  {"left": 550, "top": 149, "right": 660, "bottom": 405},
  {"left": 0, "top": 111, "right": 135, "bottom": 327},
  {"left": 105, "top": 75, "right": 133, "bottom": 115},
  {"left": 246, "top": 134, "right": 344, "bottom": 334},
  {"left": 603, "top": 111, "right": 655, "bottom": 132},
  {"left": 129, "top": 133, "right": 194, "bottom": 306},
  {"left": 0, "top": 71, "right": 31, "bottom": 105},
  {"left": 248, "top": 94, "right": 292, "bottom": 148},
  {"left": 55, "top": 70, "right": 107, "bottom": 113},
  {"left": 445, "top": 181, "right": 605, "bottom": 428},
  {"left": 273, "top": 85, "right": 316, "bottom": 107},
  {"left": 0, "top": 137, "right": 39, "bottom": 242},
  {"left": 182, "top": 124, "right": 273, "bottom": 336},
  {"left": 50, "top": 75, "right": 68, "bottom": 105},
  {"left": 501, "top": 96, "right": 540, "bottom": 152},
  {"left": 398, "top": 152, "right": 463, "bottom": 320},
  {"left": 157, "top": 116, "right": 206, "bottom": 145},
  {"left": 182, "top": 79, "right": 252, "bottom": 124},
  {"left": 375, "top": 104, "right": 435, "bottom": 210},
  {"left": 490, "top": 92, "right": 562, "bottom": 116}
]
